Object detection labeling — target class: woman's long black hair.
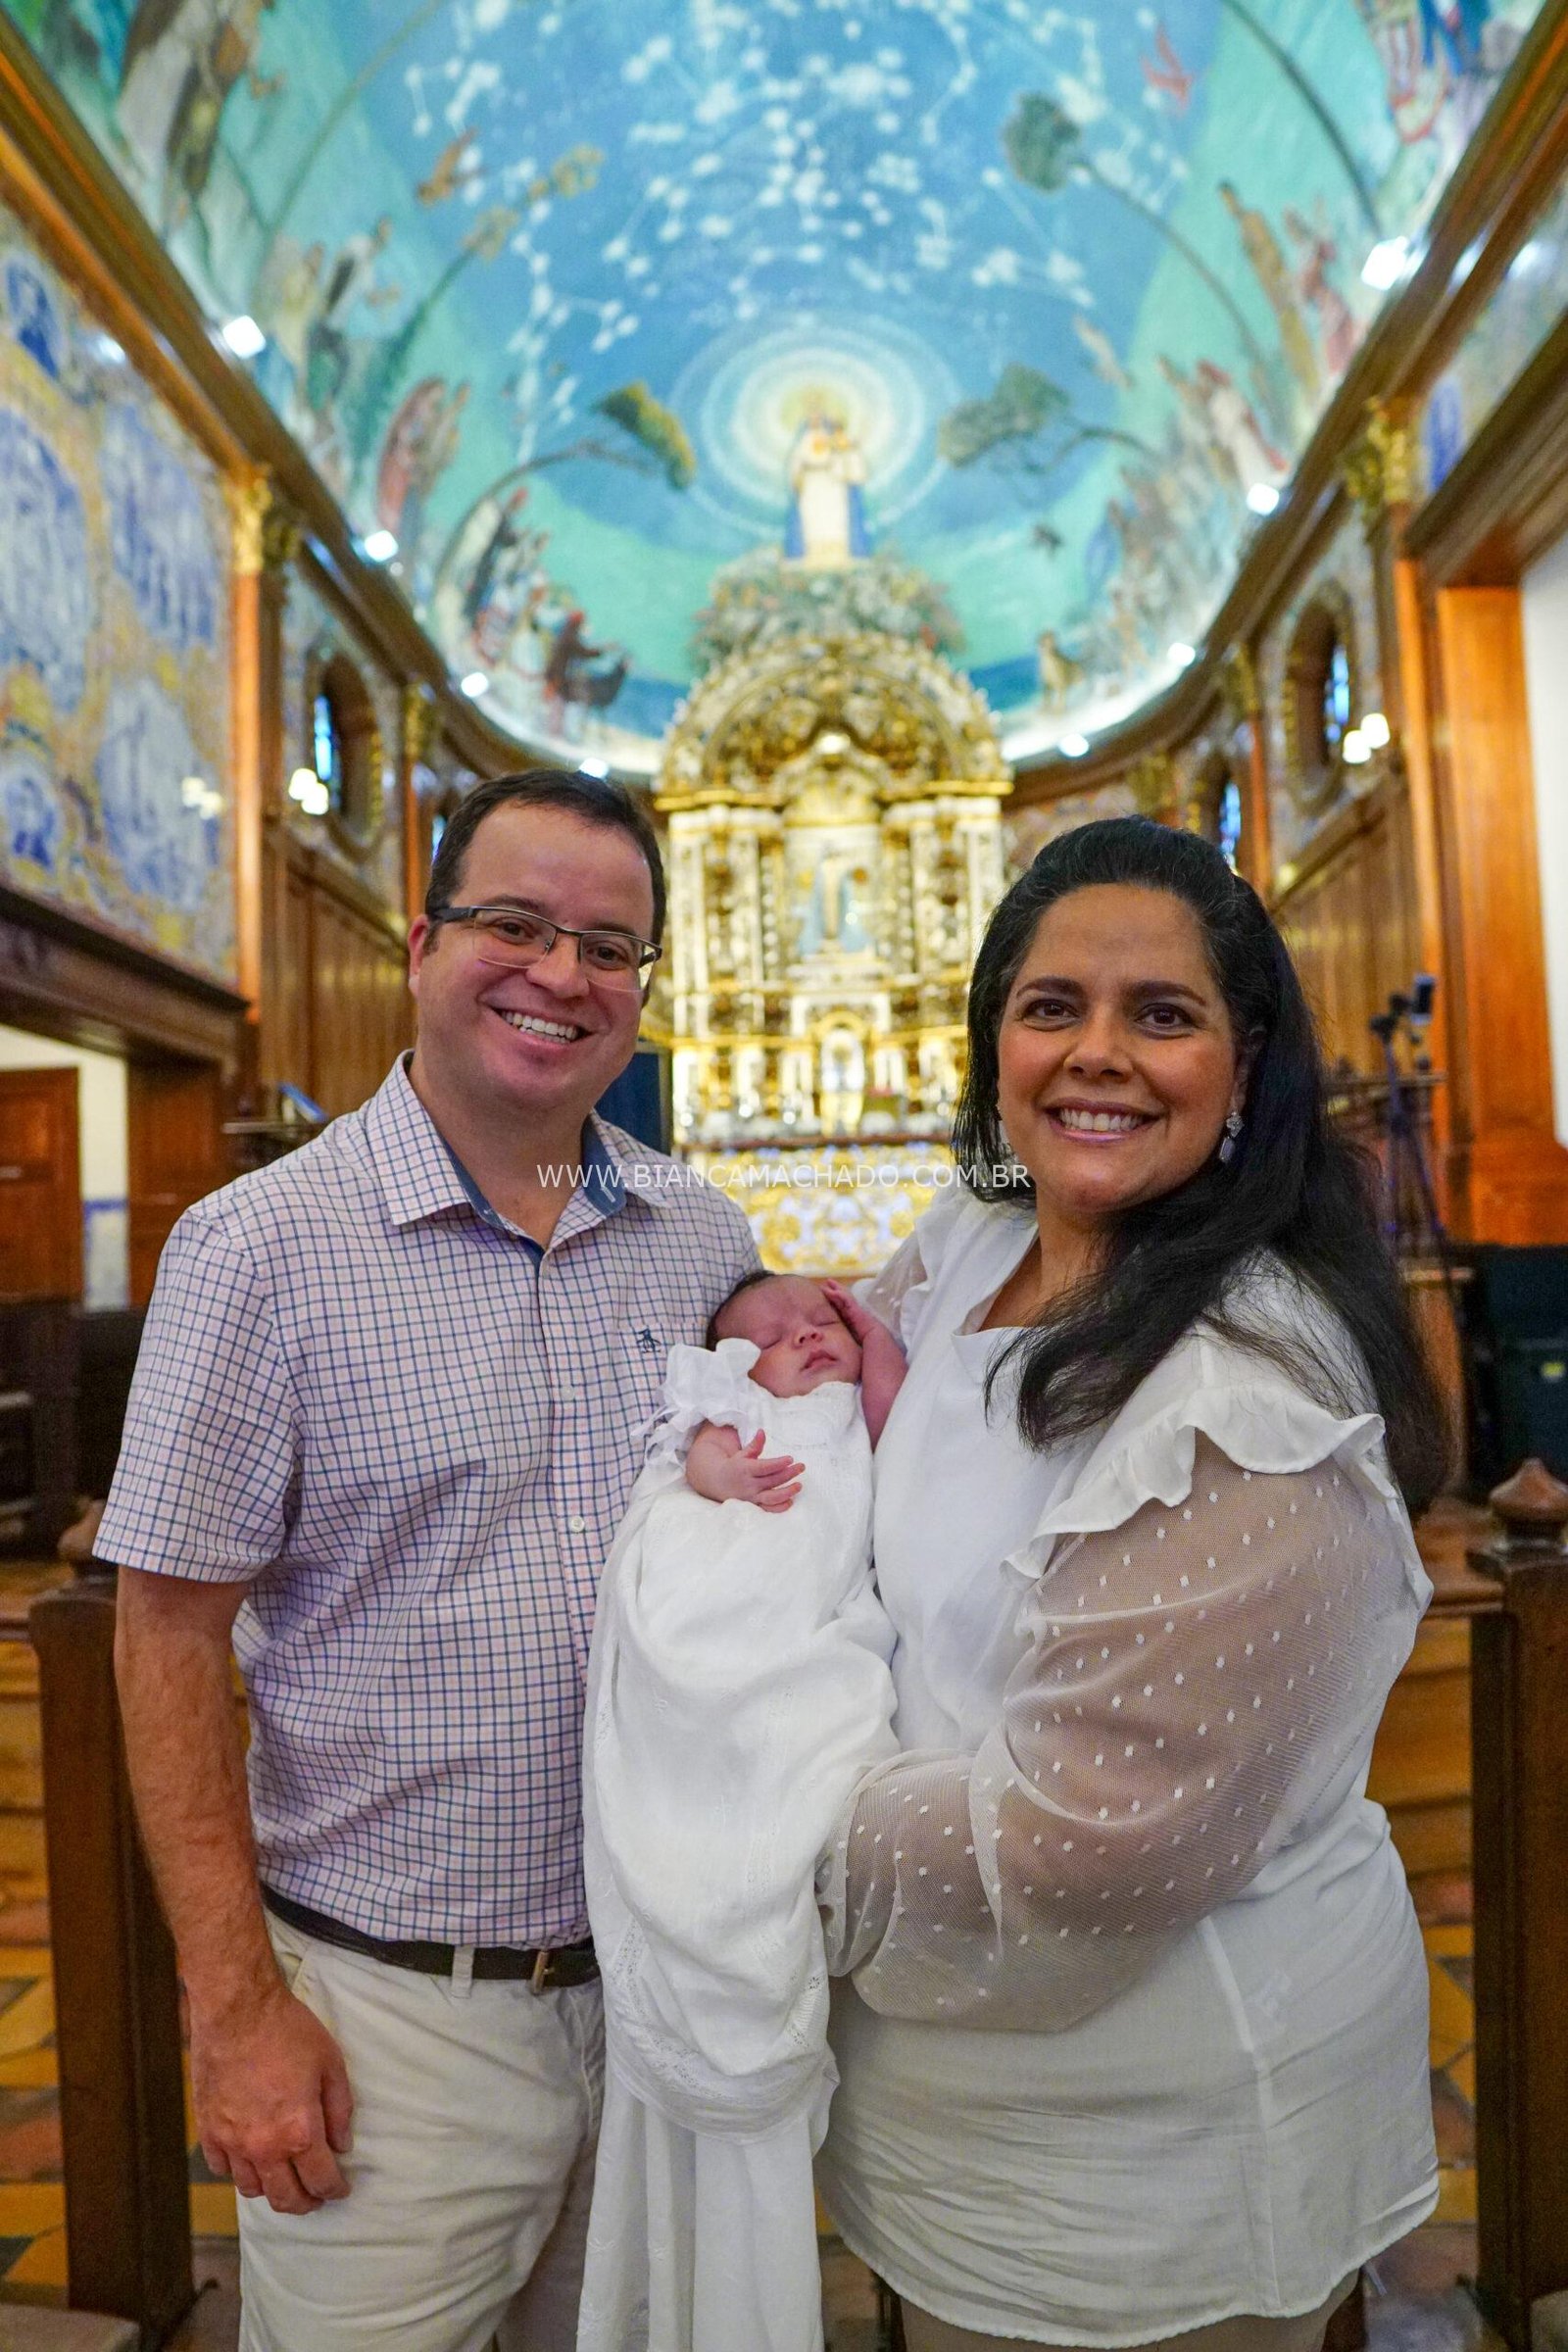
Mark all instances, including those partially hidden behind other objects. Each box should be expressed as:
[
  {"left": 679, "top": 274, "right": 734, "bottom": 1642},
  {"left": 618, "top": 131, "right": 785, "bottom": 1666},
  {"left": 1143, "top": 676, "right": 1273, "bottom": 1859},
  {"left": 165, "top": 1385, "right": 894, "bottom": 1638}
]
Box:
[{"left": 953, "top": 817, "right": 1450, "bottom": 1515}]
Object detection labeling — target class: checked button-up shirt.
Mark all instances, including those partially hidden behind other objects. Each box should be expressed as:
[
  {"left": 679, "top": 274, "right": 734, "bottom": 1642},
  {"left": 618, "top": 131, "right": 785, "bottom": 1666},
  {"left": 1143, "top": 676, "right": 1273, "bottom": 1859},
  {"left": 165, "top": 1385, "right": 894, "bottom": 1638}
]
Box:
[{"left": 97, "top": 1057, "right": 759, "bottom": 1946}]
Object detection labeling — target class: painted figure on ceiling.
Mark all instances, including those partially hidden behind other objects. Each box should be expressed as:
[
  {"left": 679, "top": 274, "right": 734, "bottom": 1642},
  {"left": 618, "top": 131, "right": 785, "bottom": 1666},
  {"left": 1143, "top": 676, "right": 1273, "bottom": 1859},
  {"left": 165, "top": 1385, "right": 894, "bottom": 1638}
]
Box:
[
  {"left": 1036, "top": 629, "right": 1087, "bottom": 710},
  {"left": 1285, "top": 210, "right": 1359, "bottom": 378},
  {"left": 375, "top": 377, "right": 470, "bottom": 561},
  {"left": 305, "top": 219, "right": 400, "bottom": 422},
  {"left": 1353, "top": 0, "right": 1513, "bottom": 147},
  {"left": 1192, "top": 360, "right": 1289, "bottom": 498},
  {"left": 1218, "top": 182, "right": 1320, "bottom": 411},
  {"left": 543, "top": 610, "right": 626, "bottom": 731},
  {"left": 117, "top": 0, "right": 282, "bottom": 223},
  {"left": 463, "top": 487, "right": 552, "bottom": 665},
  {"left": 784, "top": 410, "right": 869, "bottom": 569}
]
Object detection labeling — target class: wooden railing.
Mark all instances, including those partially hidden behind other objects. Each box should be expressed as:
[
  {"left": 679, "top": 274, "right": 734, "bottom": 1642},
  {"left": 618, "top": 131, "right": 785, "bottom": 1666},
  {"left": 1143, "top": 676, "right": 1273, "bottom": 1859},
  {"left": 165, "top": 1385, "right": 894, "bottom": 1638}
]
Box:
[
  {"left": 21, "top": 1471, "right": 1568, "bottom": 2349},
  {"left": 1466, "top": 1460, "right": 1568, "bottom": 2346},
  {"left": 29, "top": 1571, "right": 196, "bottom": 2346}
]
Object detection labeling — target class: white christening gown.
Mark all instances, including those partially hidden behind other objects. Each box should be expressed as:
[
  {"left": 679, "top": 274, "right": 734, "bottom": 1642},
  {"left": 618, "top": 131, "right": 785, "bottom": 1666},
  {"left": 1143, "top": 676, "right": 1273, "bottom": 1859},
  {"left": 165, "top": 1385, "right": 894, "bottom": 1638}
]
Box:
[{"left": 578, "top": 1338, "right": 898, "bottom": 2352}]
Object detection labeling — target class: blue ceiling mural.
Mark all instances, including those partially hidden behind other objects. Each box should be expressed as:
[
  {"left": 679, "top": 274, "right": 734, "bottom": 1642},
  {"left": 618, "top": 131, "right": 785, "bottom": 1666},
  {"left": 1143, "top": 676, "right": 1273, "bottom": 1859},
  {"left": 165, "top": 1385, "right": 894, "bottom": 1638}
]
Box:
[{"left": 6, "top": 0, "right": 1545, "bottom": 770}]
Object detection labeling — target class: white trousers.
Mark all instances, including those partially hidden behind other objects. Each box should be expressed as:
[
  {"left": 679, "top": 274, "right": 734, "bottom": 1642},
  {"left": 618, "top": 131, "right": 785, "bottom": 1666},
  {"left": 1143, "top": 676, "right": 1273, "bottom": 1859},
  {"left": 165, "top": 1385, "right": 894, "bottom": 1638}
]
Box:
[{"left": 237, "top": 1916, "right": 603, "bottom": 2352}]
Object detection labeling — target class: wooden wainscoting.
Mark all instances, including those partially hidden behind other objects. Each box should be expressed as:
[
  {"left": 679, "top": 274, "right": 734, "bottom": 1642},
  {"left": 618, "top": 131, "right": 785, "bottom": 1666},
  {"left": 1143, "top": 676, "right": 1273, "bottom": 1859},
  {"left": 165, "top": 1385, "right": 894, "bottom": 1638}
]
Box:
[
  {"left": 1271, "top": 778, "right": 1423, "bottom": 1073},
  {"left": 267, "top": 837, "right": 414, "bottom": 1119}
]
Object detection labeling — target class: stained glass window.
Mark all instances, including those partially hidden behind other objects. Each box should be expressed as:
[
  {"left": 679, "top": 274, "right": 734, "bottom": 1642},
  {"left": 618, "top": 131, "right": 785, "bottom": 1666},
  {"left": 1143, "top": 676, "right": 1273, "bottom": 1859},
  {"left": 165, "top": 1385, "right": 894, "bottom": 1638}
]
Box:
[
  {"left": 313, "top": 687, "right": 341, "bottom": 806},
  {"left": 1322, "top": 638, "right": 1351, "bottom": 759}
]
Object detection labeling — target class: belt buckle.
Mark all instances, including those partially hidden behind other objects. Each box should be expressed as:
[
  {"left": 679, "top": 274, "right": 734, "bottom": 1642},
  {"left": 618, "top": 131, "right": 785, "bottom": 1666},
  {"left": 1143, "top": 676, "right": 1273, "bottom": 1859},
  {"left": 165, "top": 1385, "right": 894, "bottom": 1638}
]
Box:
[{"left": 530, "top": 1946, "right": 552, "bottom": 1995}]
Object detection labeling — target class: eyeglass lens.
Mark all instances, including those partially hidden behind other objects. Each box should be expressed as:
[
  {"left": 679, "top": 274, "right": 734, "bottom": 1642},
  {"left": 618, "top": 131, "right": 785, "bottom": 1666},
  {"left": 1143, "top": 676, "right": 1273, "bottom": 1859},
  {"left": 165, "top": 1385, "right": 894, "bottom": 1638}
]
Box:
[{"left": 470, "top": 908, "right": 645, "bottom": 984}]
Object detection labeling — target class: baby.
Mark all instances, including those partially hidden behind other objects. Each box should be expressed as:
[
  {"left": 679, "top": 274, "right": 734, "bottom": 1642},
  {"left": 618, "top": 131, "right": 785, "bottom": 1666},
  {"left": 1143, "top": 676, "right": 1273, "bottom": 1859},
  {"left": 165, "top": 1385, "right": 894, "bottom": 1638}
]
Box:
[
  {"left": 578, "top": 1273, "right": 904, "bottom": 2352},
  {"left": 684, "top": 1271, "right": 907, "bottom": 1511}
]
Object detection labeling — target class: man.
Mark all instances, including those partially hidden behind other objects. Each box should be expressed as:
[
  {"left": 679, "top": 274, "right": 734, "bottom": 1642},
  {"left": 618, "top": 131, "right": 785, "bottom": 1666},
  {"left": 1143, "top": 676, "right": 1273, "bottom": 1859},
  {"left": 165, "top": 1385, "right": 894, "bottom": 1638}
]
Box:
[{"left": 102, "top": 772, "right": 760, "bottom": 2351}]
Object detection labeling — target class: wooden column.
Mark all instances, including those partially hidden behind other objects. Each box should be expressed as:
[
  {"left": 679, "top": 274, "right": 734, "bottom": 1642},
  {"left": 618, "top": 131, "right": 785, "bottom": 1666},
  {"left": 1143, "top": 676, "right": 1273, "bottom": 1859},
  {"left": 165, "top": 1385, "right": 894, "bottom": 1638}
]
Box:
[
  {"left": 1431, "top": 586, "right": 1568, "bottom": 1241},
  {"left": 1392, "top": 558, "right": 1452, "bottom": 1170},
  {"left": 1469, "top": 1461, "right": 1568, "bottom": 2346},
  {"left": 29, "top": 1577, "right": 195, "bottom": 2342}
]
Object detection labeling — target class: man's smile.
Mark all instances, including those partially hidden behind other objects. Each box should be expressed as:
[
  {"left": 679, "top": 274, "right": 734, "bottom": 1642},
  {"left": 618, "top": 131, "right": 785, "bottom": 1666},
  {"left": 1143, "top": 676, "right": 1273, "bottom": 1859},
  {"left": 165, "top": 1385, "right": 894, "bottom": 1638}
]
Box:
[{"left": 492, "top": 1006, "right": 592, "bottom": 1044}]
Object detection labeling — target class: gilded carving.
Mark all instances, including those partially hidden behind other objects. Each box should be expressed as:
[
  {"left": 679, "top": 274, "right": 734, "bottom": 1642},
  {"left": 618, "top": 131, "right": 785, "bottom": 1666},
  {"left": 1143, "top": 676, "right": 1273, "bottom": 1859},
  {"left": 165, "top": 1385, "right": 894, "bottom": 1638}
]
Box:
[
  {"left": 225, "top": 468, "right": 304, "bottom": 577},
  {"left": 225, "top": 468, "right": 271, "bottom": 577},
  {"left": 1220, "top": 643, "right": 1260, "bottom": 726},
  {"left": 402, "top": 683, "right": 440, "bottom": 765},
  {"left": 1128, "top": 753, "right": 1178, "bottom": 823},
  {"left": 263, "top": 503, "right": 305, "bottom": 574},
  {"left": 1342, "top": 400, "right": 1419, "bottom": 536},
  {"left": 657, "top": 630, "right": 1010, "bottom": 1200}
]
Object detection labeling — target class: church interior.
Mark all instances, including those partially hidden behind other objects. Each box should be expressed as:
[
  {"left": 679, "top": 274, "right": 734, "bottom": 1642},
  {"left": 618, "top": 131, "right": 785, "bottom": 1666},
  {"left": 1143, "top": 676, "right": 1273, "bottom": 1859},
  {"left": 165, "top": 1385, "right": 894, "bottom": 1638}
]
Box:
[{"left": 0, "top": 0, "right": 1567, "bottom": 2345}]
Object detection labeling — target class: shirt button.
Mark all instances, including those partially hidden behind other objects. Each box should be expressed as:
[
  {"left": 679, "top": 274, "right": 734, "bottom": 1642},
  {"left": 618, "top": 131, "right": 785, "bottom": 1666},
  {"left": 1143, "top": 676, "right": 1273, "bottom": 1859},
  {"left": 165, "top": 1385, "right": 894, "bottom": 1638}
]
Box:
[
  {"left": 567, "top": 1514, "right": 588, "bottom": 1534},
  {"left": 560, "top": 1388, "right": 580, "bottom": 1404}
]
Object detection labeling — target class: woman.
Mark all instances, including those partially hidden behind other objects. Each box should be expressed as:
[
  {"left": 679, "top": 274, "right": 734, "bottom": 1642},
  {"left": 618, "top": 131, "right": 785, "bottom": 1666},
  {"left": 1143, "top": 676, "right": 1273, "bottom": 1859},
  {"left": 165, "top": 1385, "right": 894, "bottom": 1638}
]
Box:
[{"left": 817, "top": 819, "right": 1446, "bottom": 2351}]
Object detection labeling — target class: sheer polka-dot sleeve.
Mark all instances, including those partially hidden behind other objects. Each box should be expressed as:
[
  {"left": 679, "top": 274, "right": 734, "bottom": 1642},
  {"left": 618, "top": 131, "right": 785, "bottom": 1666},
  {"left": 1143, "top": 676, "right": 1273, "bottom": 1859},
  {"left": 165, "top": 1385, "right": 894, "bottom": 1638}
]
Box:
[{"left": 819, "top": 1437, "right": 1422, "bottom": 2030}]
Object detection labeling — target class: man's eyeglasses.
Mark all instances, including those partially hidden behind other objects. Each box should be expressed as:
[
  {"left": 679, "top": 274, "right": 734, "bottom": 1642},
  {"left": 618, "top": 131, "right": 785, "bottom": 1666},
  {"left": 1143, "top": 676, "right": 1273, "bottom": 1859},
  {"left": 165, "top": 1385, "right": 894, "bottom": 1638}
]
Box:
[{"left": 426, "top": 903, "right": 660, "bottom": 990}]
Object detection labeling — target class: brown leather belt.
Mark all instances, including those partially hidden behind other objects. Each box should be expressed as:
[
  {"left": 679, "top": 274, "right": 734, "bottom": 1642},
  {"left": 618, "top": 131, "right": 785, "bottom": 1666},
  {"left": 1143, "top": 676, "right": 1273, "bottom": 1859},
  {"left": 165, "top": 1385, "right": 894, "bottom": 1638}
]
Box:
[{"left": 262, "top": 1886, "right": 599, "bottom": 1990}]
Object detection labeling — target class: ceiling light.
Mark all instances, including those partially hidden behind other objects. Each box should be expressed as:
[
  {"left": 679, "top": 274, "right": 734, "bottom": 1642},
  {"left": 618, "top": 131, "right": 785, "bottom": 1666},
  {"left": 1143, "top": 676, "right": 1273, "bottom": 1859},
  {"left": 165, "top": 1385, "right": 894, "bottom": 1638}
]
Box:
[
  {"left": 220, "top": 314, "right": 267, "bottom": 359},
  {"left": 1342, "top": 729, "right": 1371, "bottom": 765},
  {"left": 461, "top": 671, "right": 490, "bottom": 698},
  {"left": 288, "top": 765, "right": 329, "bottom": 814},
  {"left": 1247, "top": 483, "right": 1281, "bottom": 515},
  {"left": 363, "top": 529, "right": 398, "bottom": 563},
  {"left": 1360, "top": 710, "right": 1391, "bottom": 749},
  {"left": 1361, "top": 236, "right": 1411, "bottom": 290},
  {"left": 1168, "top": 642, "right": 1197, "bottom": 667},
  {"left": 578, "top": 756, "right": 610, "bottom": 778},
  {"left": 1059, "top": 732, "right": 1091, "bottom": 759}
]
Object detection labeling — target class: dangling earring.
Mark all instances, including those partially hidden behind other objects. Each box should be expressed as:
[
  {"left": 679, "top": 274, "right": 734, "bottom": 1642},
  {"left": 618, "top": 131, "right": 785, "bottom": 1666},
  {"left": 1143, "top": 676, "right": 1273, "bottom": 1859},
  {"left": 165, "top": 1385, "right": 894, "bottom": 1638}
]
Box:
[{"left": 1218, "top": 1109, "right": 1244, "bottom": 1165}]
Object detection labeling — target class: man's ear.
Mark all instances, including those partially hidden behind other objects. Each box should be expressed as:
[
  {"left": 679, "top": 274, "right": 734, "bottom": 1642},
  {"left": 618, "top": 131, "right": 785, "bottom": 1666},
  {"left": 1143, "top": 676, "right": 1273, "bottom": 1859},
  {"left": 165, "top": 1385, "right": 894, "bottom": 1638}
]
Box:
[{"left": 408, "top": 912, "right": 431, "bottom": 994}]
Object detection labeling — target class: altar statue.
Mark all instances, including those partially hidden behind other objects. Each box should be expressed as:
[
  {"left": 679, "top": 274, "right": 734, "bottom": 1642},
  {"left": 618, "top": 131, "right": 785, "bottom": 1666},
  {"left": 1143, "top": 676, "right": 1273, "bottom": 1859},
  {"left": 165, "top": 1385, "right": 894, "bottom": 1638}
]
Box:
[{"left": 784, "top": 410, "right": 869, "bottom": 568}]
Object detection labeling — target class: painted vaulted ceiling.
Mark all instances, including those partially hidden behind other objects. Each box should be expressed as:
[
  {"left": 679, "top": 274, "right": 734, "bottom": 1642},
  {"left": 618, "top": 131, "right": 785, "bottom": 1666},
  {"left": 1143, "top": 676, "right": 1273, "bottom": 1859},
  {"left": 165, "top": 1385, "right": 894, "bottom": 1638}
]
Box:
[{"left": 5, "top": 0, "right": 1547, "bottom": 771}]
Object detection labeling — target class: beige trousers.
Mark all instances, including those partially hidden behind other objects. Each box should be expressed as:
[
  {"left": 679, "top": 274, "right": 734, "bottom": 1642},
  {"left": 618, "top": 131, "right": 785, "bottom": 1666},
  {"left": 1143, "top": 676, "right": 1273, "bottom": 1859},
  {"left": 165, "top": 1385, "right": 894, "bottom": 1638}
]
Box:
[
  {"left": 901, "top": 2273, "right": 1360, "bottom": 2352},
  {"left": 237, "top": 1916, "right": 603, "bottom": 2352}
]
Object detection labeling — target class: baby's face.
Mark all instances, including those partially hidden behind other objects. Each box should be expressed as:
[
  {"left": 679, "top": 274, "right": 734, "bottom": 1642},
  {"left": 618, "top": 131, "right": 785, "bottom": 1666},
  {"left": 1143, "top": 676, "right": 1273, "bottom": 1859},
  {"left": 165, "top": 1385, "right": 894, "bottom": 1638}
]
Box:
[{"left": 716, "top": 1277, "right": 862, "bottom": 1398}]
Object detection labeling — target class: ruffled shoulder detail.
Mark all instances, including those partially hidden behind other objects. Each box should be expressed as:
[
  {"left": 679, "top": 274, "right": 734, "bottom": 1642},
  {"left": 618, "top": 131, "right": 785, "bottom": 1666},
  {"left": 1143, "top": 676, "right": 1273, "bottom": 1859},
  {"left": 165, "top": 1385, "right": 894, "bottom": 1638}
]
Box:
[
  {"left": 859, "top": 1184, "right": 1031, "bottom": 1352},
  {"left": 644, "top": 1338, "right": 764, "bottom": 1468},
  {"left": 1005, "top": 1311, "right": 1429, "bottom": 1610}
]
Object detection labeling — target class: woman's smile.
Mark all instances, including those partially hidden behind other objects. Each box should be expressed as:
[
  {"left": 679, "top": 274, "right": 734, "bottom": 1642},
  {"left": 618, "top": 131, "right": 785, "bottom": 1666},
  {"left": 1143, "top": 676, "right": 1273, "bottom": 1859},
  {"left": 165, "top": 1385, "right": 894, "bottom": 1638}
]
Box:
[{"left": 1045, "top": 1102, "right": 1160, "bottom": 1140}]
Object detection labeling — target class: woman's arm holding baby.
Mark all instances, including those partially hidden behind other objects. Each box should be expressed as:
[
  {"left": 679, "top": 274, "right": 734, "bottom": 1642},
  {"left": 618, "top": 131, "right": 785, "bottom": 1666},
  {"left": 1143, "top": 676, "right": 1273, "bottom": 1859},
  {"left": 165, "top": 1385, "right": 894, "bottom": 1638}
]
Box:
[
  {"left": 685, "top": 1423, "right": 804, "bottom": 1512},
  {"left": 822, "top": 1283, "right": 906, "bottom": 1446}
]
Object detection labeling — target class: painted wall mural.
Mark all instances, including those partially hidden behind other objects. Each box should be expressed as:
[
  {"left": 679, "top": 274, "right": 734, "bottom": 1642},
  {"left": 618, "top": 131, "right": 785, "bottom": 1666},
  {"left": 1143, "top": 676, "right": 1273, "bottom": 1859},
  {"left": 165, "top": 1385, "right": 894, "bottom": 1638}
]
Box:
[
  {"left": 0, "top": 194, "right": 234, "bottom": 978},
  {"left": 6, "top": 0, "right": 1545, "bottom": 772}
]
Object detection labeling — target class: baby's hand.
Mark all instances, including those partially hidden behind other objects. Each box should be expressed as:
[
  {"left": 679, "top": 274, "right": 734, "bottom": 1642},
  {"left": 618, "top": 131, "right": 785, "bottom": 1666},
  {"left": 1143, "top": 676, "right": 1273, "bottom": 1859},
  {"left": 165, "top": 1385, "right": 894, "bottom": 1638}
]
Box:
[
  {"left": 822, "top": 1282, "right": 907, "bottom": 1449},
  {"left": 685, "top": 1422, "right": 804, "bottom": 1513}
]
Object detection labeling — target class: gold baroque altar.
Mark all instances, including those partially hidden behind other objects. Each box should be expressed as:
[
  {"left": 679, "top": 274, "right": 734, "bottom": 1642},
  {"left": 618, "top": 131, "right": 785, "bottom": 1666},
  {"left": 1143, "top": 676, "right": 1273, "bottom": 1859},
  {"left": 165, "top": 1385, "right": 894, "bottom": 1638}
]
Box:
[{"left": 653, "top": 629, "right": 1012, "bottom": 1269}]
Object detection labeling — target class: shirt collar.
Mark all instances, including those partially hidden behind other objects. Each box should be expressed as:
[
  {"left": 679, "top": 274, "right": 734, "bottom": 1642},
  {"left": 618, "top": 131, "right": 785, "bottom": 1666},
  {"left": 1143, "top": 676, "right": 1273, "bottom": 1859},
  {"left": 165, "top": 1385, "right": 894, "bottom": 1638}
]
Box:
[{"left": 365, "top": 1058, "right": 664, "bottom": 1235}]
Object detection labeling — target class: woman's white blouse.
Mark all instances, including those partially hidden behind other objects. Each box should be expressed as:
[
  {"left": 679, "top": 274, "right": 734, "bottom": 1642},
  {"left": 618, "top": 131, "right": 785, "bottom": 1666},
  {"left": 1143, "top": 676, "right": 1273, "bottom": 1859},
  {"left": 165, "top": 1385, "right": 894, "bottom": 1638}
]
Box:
[{"left": 815, "top": 1188, "right": 1440, "bottom": 2342}]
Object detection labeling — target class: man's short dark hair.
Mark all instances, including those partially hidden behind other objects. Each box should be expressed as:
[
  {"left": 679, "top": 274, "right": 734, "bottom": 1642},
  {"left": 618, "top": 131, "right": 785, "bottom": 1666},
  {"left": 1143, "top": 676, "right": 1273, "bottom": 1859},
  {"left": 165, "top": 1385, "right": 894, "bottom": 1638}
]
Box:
[{"left": 425, "top": 768, "right": 666, "bottom": 942}]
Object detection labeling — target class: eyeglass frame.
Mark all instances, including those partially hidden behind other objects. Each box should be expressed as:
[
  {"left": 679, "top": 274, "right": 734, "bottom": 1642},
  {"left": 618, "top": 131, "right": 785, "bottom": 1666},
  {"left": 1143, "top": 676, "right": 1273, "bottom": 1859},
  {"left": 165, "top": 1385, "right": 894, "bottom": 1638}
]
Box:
[{"left": 424, "top": 900, "right": 662, "bottom": 985}]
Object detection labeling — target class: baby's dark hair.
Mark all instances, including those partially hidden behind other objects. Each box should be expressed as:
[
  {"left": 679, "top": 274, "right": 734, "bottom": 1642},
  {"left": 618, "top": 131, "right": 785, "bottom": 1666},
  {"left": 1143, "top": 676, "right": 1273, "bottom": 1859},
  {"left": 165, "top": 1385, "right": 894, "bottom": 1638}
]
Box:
[{"left": 706, "top": 1268, "right": 777, "bottom": 1348}]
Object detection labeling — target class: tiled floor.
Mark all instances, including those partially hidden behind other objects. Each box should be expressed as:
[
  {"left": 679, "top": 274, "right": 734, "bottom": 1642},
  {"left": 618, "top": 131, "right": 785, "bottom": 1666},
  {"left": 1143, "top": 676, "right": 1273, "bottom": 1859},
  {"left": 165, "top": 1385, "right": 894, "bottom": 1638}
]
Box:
[{"left": 0, "top": 1869, "right": 1494, "bottom": 2349}]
